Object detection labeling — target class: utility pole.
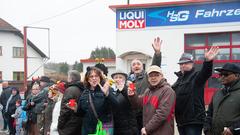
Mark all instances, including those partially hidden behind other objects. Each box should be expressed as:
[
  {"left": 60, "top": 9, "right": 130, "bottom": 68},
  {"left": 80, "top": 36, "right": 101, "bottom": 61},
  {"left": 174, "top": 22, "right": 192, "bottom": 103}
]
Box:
[
  {"left": 127, "top": 0, "right": 130, "bottom": 5},
  {"left": 23, "top": 26, "right": 50, "bottom": 91},
  {"left": 23, "top": 27, "right": 28, "bottom": 91}
]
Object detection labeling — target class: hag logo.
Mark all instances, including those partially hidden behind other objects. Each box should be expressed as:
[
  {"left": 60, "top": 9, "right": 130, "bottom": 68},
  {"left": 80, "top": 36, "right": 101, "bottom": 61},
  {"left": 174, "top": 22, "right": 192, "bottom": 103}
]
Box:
[{"left": 118, "top": 10, "right": 146, "bottom": 29}]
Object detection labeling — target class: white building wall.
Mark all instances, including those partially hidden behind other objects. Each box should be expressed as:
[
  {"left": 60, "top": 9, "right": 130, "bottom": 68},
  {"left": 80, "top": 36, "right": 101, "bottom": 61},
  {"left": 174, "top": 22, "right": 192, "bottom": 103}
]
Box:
[
  {"left": 116, "top": 22, "right": 240, "bottom": 84},
  {"left": 0, "top": 32, "right": 45, "bottom": 81}
]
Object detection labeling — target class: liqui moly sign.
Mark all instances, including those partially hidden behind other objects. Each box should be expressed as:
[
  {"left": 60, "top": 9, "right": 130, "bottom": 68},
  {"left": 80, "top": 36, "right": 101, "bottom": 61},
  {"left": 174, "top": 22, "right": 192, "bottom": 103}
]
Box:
[{"left": 117, "top": 10, "right": 146, "bottom": 29}]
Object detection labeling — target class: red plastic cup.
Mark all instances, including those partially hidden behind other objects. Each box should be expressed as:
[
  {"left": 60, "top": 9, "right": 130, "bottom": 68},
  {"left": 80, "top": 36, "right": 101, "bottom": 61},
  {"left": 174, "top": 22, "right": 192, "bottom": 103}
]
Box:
[
  {"left": 129, "top": 83, "right": 135, "bottom": 91},
  {"left": 69, "top": 99, "right": 76, "bottom": 107}
]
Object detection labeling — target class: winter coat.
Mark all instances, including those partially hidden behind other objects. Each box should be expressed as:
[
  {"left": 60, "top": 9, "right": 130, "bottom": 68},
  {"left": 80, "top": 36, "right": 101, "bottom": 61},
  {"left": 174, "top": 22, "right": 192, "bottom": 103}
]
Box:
[
  {"left": 0, "top": 86, "right": 12, "bottom": 110},
  {"left": 12, "top": 106, "right": 23, "bottom": 125},
  {"left": 172, "top": 61, "right": 213, "bottom": 127},
  {"left": 44, "top": 98, "right": 56, "bottom": 135},
  {"left": 23, "top": 95, "right": 37, "bottom": 124},
  {"left": 78, "top": 85, "right": 113, "bottom": 135},
  {"left": 58, "top": 82, "right": 84, "bottom": 135},
  {"left": 5, "top": 93, "right": 21, "bottom": 115},
  {"left": 128, "top": 53, "right": 162, "bottom": 131},
  {"left": 50, "top": 98, "right": 62, "bottom": 135},
  {"left": 204, "top": 79, "right": 240, "bottom": 135},
  {"left": 32, "top": 88, "right": 48, "bottom": 114},
  {"left": 129, "top": 79, "right": 176, "bottom": 135},
  {"left": 107, "top": 86, "right": 138, "bottom": 135}
]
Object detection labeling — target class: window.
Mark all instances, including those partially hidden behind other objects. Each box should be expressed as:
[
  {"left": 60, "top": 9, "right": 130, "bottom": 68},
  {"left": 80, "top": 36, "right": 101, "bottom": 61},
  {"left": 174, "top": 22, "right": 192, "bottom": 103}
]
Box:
[
  {"left": 216, "top": 49, "right": 230, "bottom": 60},
  {"left": 0, "top": 46, "right": 2, "bottom": 56},
  {"left": 232, "top": 32, "right": 240, "bottom": 46},
  {"left": 13, "top": 47, "right": 24, "bottom": 58},
  {"left": 185, "top": 32, "right": 240, "bottom": 105},
  {"left": 233, "top": 48, "right": 240, "bottom": 60},
  {"left": 13, "top": 72, "right": 24, "bottom": 81},
  {"left": 0, "top": 71, "right": 2, "bottom": 80},
  {"left": 208, "top": 33, "right": 230, "bottom": 46},
  {"left": 186, "top": 49, "right": 204, "bottom": 60},
  {"left": 185, "top": 32, "right": 240, "bottom": 61},
  {"left": 186, "top": 34, "right": 205, "bottom": 47}
]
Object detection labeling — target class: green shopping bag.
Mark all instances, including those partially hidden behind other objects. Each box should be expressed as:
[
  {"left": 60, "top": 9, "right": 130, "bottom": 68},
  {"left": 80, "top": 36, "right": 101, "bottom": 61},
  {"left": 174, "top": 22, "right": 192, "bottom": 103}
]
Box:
[{"left": 89, "top": 120, "right": 107, "bottom": 135}]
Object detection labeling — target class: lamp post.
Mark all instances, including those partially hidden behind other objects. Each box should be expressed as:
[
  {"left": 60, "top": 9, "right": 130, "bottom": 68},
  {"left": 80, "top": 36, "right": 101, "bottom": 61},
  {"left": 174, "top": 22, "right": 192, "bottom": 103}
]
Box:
[{"left": 23, "top": 26, "right": 50, "bottom": 91}]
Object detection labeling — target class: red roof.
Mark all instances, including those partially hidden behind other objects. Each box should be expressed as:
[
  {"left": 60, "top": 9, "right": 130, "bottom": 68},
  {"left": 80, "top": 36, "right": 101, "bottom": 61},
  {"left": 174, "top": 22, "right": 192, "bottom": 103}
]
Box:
[
  {"left": 109, "top": 0, "right": 220, "bottom": 11},
  {"left": 0, "top": 18, "right": 19, "bottom": 32},
  {"left": 80, "top": 58, "right": 116, "bottom": 63}
]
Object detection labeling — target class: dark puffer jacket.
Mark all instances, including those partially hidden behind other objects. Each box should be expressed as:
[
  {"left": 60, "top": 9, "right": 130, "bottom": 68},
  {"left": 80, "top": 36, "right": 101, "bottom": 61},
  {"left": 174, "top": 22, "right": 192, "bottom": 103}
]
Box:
[
  {"left": 0, "top": 86, "right": 12, "bottom": 110},
  {"left": 204, "top": 79, "right": 240, "bottom": 135},
  {"left": 78, "top": 86, "right": 113, "bottom": 135},
  {"left": 108, "top": 86, "right": 138, "bottom": 135},
  {"left": 5, "top": 92, "right": 21, "bottom": 115},
  {"left": 58, "top": 82, "right": 84, "bottom": 135},
  {"left": 172, "top": 61, "right": 213, "bottom": 127}
]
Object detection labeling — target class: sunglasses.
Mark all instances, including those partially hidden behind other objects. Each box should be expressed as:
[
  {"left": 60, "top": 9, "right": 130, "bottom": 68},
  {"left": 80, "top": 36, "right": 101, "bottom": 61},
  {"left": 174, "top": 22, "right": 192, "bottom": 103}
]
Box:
[{"left": 219, "top": 72, "right": 233, "bottom": 77}]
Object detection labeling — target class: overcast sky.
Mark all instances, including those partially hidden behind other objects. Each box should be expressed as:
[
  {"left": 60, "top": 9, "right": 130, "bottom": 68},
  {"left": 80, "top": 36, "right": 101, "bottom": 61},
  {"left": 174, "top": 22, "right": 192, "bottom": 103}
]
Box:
[{"left": 1, "top": 0, "right": 178, "bottom": 64}]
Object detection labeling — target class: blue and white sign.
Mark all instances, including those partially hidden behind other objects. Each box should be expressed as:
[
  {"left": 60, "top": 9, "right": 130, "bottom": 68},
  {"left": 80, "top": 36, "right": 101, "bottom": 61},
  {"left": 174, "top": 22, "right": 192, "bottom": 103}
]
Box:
[{"left": 116, "top": 1, "right": 240, "bottom": 28}]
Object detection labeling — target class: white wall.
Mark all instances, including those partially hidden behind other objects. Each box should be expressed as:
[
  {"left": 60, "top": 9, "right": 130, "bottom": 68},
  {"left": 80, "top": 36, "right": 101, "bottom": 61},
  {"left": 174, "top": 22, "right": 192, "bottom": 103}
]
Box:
[
  {"left": 116, "top": 22, "right": 240, "bottom": 84},
  {"left": 0, "top": 31, "right": 45, "bottom": 80}
]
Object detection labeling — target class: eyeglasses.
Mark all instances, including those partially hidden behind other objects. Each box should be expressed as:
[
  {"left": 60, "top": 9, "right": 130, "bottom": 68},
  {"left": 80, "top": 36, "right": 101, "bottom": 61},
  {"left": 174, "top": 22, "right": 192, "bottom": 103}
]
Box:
[
  {"left": 219, "top": 72, "right": 233, "bottom": 77},
  {"left": 89, "top": 75, "right": 100, "bottom": 79}
]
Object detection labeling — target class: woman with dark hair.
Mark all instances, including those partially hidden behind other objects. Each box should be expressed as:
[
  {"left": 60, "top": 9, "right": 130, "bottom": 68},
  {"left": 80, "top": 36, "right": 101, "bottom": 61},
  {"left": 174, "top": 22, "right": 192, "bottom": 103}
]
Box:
[
  {"left": 78, "top": 67, "right": 113, "bottom": 135},
  {"left": 4, "top": 87, "right": 21, "bottom": 135}
]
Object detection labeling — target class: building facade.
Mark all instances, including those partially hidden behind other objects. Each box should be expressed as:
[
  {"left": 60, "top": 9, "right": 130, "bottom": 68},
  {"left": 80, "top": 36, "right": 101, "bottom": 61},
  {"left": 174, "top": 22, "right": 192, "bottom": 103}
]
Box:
[
  {"left": 0, "top": 18, "right": 47, "bottom": 82},
  {"left": 110, "top": 0, "right": 240, "bottom": 104}
]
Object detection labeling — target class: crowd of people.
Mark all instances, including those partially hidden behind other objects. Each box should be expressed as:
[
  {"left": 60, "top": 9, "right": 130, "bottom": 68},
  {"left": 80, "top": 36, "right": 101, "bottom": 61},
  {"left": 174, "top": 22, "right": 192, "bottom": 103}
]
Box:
[{"left": 0, "top": 37, "right": 240, "bottom": 135}]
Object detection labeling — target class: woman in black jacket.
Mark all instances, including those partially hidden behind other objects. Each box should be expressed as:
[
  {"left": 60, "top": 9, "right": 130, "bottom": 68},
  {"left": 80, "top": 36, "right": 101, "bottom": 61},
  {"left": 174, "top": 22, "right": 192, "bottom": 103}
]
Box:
[
  {"left": 108, "top": 70, "right": 138, "bottom": 135},
  {"left": 78, "top": 67, "right": 113, "bottom": 135}
]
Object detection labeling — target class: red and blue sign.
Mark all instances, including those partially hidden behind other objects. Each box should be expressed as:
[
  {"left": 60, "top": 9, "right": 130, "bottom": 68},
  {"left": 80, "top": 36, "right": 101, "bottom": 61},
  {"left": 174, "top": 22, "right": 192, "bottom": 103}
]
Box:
[
  {"left": 116, "top": 1, "right": 240, "bottom": 29},
  {"left": 117, "top": 10, "right": 146, "bottom": 29}
]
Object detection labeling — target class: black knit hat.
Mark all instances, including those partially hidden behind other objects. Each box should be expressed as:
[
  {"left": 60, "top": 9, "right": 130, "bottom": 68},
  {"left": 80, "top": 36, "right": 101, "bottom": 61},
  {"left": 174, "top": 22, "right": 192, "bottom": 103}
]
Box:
[
  {"left": 39, "top": 76, "right": 50, "bottom": 83},
  {"left": 95, "top": 63, "right": 108, "bottom": 76}
]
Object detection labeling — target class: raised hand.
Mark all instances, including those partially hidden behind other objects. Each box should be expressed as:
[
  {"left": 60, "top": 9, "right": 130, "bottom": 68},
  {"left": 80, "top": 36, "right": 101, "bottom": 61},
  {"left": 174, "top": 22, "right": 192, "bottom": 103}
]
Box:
[
  {"left": 141, "top": 127, "right": 147, "bottom": 135},
  {"left": 222, "top": 127, "right": 233, "bottom": 135},
  {"left": 205, "top": 46, "right": 219, "bottom": 61},
  {"left": 98, "top": 81, "right": 110, "bottom": 96},
  {"left": 152, "top": 37, "right": 162, "bottom": 55}
]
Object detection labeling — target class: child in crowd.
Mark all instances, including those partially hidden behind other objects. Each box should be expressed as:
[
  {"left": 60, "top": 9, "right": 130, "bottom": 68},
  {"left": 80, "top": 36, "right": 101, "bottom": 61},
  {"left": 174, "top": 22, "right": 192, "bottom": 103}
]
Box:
[{"left": 11, "top": 100, "right": 23, "bottom": 135}]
